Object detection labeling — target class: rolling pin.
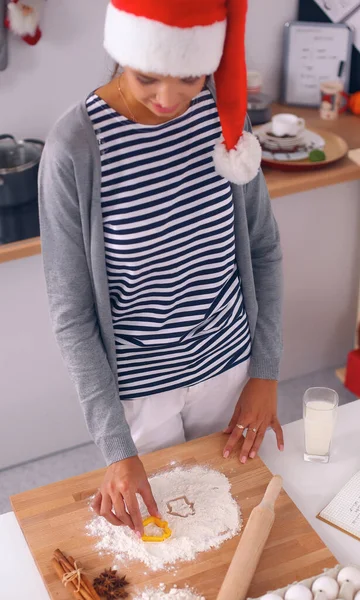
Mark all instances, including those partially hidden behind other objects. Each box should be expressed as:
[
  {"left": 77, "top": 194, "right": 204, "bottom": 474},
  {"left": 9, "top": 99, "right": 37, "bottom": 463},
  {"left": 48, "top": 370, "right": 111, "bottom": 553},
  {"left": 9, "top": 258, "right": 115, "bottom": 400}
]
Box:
[{"left": 216, "top": 475, "right": 283, "bottom": 600}]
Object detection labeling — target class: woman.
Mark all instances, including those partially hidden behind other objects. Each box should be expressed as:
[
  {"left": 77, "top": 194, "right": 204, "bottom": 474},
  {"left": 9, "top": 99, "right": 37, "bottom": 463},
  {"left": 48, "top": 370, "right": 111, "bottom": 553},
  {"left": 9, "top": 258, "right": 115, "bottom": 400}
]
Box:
[{"left": 39, "top": 0, "right": 283, "bottom": 538}]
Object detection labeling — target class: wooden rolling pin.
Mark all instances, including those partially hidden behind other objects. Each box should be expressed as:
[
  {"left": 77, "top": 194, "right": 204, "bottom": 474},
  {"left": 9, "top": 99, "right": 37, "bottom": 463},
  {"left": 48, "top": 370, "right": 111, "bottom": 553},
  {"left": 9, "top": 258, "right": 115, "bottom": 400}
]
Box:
[{"left": 216, "top": 475, "right": 283, "bottom": 600}]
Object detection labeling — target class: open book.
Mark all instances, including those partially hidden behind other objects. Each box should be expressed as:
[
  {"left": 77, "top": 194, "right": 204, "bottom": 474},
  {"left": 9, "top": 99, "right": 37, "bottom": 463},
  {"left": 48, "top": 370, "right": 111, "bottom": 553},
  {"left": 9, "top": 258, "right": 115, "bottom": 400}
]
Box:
[{"left": 317, "top": 470, "right": 360, "bottom": 541}]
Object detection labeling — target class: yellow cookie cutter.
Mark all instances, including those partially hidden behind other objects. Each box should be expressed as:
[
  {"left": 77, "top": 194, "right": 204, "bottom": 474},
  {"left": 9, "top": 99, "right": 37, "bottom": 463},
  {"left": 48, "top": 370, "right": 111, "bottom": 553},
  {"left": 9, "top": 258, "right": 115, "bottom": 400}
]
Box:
[{"left": 141, "top": 516, "right": 172, "bottom": 542}]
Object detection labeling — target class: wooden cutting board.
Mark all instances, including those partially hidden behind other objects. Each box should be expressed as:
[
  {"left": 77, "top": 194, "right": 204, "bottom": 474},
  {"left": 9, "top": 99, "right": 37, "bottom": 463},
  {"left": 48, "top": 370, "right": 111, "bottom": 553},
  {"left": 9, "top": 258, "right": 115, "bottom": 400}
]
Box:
[{"left": 11, "top": 433, "right": 336, "bottom": 600}]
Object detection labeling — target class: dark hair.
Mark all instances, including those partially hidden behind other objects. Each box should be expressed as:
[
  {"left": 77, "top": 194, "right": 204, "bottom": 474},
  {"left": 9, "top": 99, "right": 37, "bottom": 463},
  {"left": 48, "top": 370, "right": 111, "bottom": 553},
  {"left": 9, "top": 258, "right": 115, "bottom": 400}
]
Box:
[
  {"left": 111, "top": 63, "right": 120, "bottom": 80},
  {"left": 111, "top": 63, "right": 212, "bottom": 85}
]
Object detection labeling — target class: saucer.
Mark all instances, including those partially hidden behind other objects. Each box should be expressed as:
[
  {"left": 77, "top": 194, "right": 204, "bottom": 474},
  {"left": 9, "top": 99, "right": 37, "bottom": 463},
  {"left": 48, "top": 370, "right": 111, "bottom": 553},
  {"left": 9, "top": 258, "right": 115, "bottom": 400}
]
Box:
[{"left": 254, "top": 122, "right": 325, "bottom": 162}]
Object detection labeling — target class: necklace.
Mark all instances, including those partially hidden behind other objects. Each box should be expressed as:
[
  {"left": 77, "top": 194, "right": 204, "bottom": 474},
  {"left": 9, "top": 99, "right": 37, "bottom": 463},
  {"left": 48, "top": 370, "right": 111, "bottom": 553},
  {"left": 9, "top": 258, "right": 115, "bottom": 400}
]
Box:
[{"left": 117, "top": 75, "right": 138, "bottom": 123}]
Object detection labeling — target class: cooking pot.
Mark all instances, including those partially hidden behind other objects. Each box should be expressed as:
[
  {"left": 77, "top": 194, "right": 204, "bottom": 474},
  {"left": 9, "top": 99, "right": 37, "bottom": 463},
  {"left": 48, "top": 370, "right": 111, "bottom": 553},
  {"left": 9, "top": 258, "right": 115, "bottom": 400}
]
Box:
[{"left": 0, "top": 134, "right": 44, "bottom": 208}]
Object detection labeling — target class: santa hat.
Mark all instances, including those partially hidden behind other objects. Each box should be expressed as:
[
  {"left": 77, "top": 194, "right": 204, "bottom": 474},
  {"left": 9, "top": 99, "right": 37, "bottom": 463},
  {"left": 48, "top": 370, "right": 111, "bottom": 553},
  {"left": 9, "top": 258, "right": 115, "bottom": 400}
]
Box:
[{"left": 104, "top": 0, "right": 261, "bottom": 185}]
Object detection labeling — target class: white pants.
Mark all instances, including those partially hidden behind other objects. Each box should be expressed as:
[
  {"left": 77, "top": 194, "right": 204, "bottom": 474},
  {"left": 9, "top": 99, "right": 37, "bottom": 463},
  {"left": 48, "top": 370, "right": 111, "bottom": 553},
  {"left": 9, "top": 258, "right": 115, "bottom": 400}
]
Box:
[{"left": 123, "top": 360, "right": 249, "bottom": 455}]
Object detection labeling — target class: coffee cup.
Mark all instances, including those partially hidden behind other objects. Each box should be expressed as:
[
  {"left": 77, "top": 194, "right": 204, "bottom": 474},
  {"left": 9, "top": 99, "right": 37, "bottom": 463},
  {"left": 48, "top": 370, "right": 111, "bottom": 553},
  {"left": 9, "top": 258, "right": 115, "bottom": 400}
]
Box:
[
  {"left": 271, "top": 113, "right": 305, "bottom": 137},
  {"left": 320, "top": 80, "right": 349, "bottom": 120}
]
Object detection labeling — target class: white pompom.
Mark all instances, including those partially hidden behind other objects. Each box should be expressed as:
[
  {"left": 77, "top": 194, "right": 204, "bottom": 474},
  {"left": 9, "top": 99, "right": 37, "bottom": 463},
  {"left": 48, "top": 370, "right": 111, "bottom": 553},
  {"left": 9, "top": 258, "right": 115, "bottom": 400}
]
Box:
[{"left": 213, "top": 130, "right": 262, "bottom": 185}]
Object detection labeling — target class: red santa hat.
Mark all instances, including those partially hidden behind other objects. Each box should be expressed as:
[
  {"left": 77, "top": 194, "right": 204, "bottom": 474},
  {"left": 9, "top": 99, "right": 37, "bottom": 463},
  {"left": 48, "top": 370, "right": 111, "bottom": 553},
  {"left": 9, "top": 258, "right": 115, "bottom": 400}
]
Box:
[{"left": 104, "top": 0, "right": 261, "bottom": 185}]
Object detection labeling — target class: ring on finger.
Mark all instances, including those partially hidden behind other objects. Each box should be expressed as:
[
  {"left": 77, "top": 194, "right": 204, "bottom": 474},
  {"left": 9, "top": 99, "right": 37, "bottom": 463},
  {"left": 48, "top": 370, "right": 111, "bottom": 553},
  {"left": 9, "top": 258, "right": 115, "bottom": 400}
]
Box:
[
  {"left": 236, "top": 424, "right": 245, "bottom": 430},
  {"left": 251, "top": 427, "right": 257, "bottom": 433}
]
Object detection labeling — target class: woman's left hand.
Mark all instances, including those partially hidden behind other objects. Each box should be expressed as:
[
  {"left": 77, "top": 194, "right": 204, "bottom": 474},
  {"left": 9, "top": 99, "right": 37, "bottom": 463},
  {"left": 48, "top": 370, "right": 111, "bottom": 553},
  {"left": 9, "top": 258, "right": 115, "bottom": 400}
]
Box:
[{"left": 223, "top": 378, "right": 284, "bottom": 463}]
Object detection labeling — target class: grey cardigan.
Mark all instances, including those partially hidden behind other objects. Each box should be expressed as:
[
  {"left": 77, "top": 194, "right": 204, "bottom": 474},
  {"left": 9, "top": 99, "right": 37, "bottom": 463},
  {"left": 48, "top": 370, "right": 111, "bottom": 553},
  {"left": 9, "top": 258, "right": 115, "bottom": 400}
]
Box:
[{"left": 38, "top": 91, "right": 283, "bottom": 466}]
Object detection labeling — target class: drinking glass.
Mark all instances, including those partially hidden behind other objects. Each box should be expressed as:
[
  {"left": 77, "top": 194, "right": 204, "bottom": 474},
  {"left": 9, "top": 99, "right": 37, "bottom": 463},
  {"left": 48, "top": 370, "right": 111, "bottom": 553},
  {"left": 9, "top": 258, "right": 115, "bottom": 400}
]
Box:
[{"left": 303, "top": 387, "right": 338, "bottom": 463}]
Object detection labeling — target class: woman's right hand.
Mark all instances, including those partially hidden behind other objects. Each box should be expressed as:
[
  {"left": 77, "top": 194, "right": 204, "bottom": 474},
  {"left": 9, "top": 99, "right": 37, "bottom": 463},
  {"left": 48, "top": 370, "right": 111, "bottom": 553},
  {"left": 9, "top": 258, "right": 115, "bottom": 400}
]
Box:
[{"left": 91, "top": 455, "right": 159, "bottom": 536}]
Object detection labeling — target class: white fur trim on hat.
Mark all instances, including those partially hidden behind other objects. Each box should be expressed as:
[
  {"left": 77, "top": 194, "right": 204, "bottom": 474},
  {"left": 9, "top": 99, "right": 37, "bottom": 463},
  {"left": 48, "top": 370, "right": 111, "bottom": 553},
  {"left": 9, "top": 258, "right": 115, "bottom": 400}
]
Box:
[
  {"left": 213, "top": 132, "right": 262, "bottom": 185},
  {"left": 104, "top": 3, "right": 226, "bottom": 77}
]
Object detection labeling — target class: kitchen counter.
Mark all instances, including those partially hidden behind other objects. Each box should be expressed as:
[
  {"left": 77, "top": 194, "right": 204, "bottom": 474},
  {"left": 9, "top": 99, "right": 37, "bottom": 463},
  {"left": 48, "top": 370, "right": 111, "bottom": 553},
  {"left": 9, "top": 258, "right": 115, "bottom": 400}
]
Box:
[
  {"left": 3, "top": 400, "right": 360, "bottom": 600},
  {"left": 1, "top": 105, "right": 359, "bottom": 265}
]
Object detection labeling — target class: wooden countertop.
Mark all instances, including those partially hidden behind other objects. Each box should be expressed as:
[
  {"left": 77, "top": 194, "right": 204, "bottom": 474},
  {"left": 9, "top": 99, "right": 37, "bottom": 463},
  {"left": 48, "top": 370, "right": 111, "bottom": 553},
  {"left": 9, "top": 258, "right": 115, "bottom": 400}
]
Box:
[
  {"left": 11, "top": 433, "right": 336, "bottom": 600},
  {"left": 1, "top": 105, "right": 359, "bottom": 265}
]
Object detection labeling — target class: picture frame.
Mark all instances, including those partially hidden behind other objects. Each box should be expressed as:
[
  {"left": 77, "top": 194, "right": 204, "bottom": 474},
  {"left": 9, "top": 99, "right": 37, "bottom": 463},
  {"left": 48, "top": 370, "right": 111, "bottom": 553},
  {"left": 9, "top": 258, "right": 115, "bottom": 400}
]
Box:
[{"left": 281, "top": 21, "right": 353, "bottom": 107}]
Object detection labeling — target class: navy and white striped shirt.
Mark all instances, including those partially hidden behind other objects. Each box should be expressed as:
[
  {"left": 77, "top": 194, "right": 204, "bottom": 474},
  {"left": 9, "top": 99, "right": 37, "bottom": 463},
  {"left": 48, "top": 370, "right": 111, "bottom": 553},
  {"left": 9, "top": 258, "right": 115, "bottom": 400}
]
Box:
[{"left": 86, "top": 87, "right": 251, "bottom": 400}]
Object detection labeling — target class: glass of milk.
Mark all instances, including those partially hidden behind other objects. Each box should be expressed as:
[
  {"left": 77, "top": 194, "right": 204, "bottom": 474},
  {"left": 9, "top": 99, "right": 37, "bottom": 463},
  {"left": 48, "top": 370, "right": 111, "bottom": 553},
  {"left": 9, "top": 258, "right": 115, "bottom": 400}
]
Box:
[{"left": 303, "top": 387, "right": 339, "bottom": 463}]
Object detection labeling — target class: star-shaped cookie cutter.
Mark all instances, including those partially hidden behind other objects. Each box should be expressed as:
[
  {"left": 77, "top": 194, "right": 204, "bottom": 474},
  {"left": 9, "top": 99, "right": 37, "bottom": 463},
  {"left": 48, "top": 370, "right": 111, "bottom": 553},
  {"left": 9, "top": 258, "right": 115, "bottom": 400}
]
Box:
[{"left": 166, "top": 496, "right": 195, "bottom": 518}]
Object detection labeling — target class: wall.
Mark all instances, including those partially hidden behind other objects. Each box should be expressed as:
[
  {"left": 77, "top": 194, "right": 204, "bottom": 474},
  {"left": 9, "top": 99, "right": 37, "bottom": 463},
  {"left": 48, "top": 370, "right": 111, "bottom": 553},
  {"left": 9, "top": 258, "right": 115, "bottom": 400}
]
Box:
[
  {"left": 0, "top": 0, "right": 110, "bottom": 140},
  {"left": 0, "top": 0, "right": 298, "bottom": 139},
  {"left": 246, "top": 0, "right": 298, "bottom": 99}
]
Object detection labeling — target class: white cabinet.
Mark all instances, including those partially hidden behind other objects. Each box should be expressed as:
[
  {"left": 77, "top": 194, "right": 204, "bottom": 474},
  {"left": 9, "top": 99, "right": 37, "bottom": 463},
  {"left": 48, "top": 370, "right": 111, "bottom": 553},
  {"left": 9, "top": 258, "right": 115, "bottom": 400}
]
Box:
[{"left": 0, "top": 255, "right": 90, "bottom": 470}]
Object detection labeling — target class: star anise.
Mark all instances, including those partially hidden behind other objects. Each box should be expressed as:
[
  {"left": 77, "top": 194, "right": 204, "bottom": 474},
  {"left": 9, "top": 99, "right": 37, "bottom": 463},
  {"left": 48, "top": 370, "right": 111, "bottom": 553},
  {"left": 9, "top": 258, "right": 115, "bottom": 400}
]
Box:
[{"left": 93, "top": 568, "right": 129, "bottom": 599}]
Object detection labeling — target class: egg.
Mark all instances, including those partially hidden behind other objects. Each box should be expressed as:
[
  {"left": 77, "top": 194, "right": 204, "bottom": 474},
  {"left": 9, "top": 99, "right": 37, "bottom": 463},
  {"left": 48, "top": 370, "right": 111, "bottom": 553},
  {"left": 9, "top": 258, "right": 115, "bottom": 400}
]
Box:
[
  {"left": 262, "top": 594, "right": 283, "bottom": 600},
  {"left": 339, "top": 581, "right": 356, "bottom": 600},
  {"left": 312, "top": 577, "right": 339, "bottom": 600},
  {"left": 285, "top": 584, "right": 313, "bottom": 600},
  {"left": 337, "top": 567, "right": 360, "bottom": 591},
  {"left": 355, "top": 592, "right": 360, "bottom": 600}
]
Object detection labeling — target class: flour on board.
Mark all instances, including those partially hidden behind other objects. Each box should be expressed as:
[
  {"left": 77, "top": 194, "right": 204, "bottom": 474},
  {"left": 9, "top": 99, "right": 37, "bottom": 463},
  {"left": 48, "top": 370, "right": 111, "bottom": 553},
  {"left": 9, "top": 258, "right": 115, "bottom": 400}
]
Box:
[{"left": 87, "top": 465, "right": 241, "bottom": 571}]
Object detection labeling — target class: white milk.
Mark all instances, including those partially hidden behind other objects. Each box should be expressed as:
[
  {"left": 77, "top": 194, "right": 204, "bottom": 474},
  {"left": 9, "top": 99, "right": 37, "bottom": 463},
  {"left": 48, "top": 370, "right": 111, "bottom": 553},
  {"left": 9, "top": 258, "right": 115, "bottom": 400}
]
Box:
[{"left": 304, "top": 399, "right": 336, "bottom": 456}]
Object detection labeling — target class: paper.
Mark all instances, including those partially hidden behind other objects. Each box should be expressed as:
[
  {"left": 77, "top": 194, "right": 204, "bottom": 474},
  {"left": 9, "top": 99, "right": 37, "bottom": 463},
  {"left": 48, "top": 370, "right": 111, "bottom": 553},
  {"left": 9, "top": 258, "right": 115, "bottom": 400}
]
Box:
[
  {"left": 348, "top": 148, "right": 360, "bottom": 165},
  {"left": 285, "top": 23, "right": 351, "bottom": 105},
  {"left": 313, "top": 0, "right": 360, "bottom": 23},
  {"left": 318, "top": 470, "right": 360, "bottom": 540}
]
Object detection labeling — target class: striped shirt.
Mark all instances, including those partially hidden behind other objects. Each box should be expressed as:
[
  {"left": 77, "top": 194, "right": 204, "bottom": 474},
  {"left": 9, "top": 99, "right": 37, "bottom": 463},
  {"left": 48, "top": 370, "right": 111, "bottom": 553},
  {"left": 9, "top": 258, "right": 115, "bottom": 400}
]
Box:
[{"left": 86, "top": 87, "right": 251, "bottom": 400}]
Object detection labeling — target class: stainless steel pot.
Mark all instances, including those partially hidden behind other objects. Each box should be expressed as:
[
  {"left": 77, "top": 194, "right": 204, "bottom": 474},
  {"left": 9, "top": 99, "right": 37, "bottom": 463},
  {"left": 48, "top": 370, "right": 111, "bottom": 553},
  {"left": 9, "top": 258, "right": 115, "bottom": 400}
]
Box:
[{"left": 0, "top": 134, "right": 44, "bottom": 208}]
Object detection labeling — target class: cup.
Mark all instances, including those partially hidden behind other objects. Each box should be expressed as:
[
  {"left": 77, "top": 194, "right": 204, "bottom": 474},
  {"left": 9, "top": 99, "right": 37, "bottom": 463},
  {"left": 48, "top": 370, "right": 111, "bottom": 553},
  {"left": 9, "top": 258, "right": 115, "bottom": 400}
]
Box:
[
  {"left": 303, "top": 387, "right": 339, "bottom": 463},
  {"left": 247, "top": 70, "right": 262, "bottom": 94},
  {"left": 320, "top": 80, "right": 349, "bottom": 120},
  {"left": 271, "top": 113, "right": 306, "bottom": 137}
]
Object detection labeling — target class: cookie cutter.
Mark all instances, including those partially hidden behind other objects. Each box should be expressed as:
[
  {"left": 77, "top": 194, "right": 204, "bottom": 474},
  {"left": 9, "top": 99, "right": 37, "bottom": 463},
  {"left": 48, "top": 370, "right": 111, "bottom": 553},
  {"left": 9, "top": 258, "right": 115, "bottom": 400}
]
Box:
[
  {"left": 166, "top": 496, "right": 195, "bottom": 518},
  {"left": 141, "top": 516, "right": 172, "bottom": 542}
]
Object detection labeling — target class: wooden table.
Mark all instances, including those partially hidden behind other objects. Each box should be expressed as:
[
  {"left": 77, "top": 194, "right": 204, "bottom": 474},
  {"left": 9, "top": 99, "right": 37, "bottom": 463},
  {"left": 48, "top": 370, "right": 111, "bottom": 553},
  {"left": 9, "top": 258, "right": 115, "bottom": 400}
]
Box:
[
  {"left": 1, "top": 106, "right": 359, "bottom": 265},
  {"left": 10, "top": 433, "right": 336, "bottom": 600}
]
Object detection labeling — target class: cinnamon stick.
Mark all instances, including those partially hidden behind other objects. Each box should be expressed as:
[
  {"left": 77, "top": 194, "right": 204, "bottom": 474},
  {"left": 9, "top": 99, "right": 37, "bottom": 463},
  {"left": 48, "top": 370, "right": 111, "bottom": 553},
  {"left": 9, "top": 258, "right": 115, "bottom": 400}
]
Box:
[
  {"left": 68, "top": 555, "right": 101, "bottom": 600},
  {"left": 51, "top": 558, "right": 85, "bottom": 600},
  {"left": 54, "top": 548, "right": 100, "bottom": 600}
]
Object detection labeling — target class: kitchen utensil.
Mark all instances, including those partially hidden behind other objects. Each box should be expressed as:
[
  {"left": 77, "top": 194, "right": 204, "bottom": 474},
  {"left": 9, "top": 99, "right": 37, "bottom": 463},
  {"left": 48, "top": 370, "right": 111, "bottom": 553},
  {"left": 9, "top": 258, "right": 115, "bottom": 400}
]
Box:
[
  {"left": 216, "top": 475, "right": 283, "bottom": 600},
  {"left": 320, "top": 81, "right": 349, "bottom": 120},
  {"left": 247, "top": 93, "right": 272, "bottom": 126},
  {"left": 246, "top": 70, "right": 272, "bottom": 126},
  {"left": 255, "top": 124, "right": 324, "bottom": 156},
  {"left": 264, "top": 130, "right": 347, "bottom": 170},
  {"left": 141, "top": 516, "right": 172, "bottom": 542},
  {"left": 10, "top": 434, "right": 336, "bottom": 600},
  {"left": 0, "top": 134, "right": 44, "bottom": 208},
  {"left": 0, "top": 0, "right": 8, "bottom": 71},
  {"left": 271, "top": 114, "right": 305, "bottom": 137},
  {"left": 254, "top": 126, "right": 348, "bottom": 171}
]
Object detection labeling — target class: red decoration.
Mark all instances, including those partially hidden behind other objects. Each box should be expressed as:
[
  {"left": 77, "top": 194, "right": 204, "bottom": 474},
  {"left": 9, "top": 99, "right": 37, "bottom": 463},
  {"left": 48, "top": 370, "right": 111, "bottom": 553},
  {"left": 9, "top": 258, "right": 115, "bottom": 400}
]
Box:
[
  {"left": 4, "top": 0, "right": 44, "bottom": 46},
  {"left": 345, "top": 348, "right": 360, "bottom": 397}
]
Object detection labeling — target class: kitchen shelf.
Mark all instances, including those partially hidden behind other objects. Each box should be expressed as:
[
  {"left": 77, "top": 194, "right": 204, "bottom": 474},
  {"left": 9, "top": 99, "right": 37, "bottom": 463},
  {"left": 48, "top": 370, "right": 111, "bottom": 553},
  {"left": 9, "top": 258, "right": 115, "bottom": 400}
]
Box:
[{"left": 1, "top": 105, "right": 359, "bottom": 264}]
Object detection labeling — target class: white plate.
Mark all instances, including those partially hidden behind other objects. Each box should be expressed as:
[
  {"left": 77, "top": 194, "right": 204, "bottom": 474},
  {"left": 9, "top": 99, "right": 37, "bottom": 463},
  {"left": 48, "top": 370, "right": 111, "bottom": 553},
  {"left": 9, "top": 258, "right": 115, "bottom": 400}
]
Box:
[{"left": 254, "top": 123, "right": 325, "bottom": 162}]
